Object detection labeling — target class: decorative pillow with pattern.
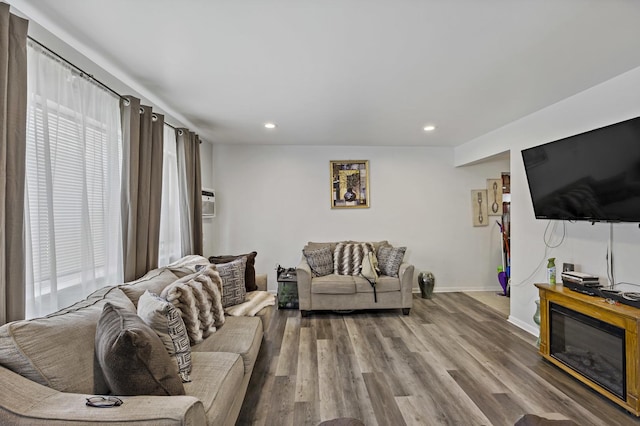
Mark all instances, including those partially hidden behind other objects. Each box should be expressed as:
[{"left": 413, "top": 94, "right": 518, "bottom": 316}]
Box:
[
  {"left": 216, "top": 257, "right": 248, "bottom": 308},
  {"left": 137, "top": 291, "right": 192, "bottom": 382},
  {"left": 333, "top": 242, "right": 374, "bottom": 276},
  {"left": 161, "top": 265, "right": 225, "bottom": 344},
  {"left": 377, "top": 246, "right": 406, "bottom": 277},
  {"left": 303, "top": 246, "right": 334, "bottom": 276},
  {"left": 209, "top": 251, "right": 258, "bottom": 291},
  {"left": 95, "top": 303, "right": 185, "bottom": 396}
]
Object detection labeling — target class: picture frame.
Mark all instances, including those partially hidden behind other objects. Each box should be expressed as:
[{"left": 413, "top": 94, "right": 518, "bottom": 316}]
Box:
[
  {"left": 471, "top": 189, "right": 489, "bottom": 226},
  {"left": 486, "top": 178, "right": 503, "bottom": 216},
  {"left": 330, "top": 160, "right": 369, "bottom": 208}
]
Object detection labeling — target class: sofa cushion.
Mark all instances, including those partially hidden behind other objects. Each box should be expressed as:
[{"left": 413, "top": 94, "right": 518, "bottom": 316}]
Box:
[
  {"left": 0, "top": 286, "right": 134, "bottom": 395},
  {"left": 216, "top": 257, "right": 247, "bottom": 307},
  {"left": 191, "top": 316, "right": 263, "bottom": 375},
  {"left": 304, "top": 240, "right": 390, "bottom": 253},
  {"left": 303, "top": 246, "right": 334, "bottom": 276},
  {"left": 374, "top": 240, "right": 391, "bottom": 250},
  {"left": 137, "top": 291, "right": 192, "bottom": 383},
  {"left": 303, "top": 241, "right": 336, "bottom": 253},
  {"left": 184, "top": 352, "right": 244, "bottom": 426},
  {"left": 334, "top": 242, "right": 374, "bottom": 276},
  {"left": 377, "top": 246, "right": 406, "bottom": 277},
  {"left": 161, "top": 265, "right": 225, "bottom": 345},
  {"left": 96, "top": 302, "right": 185, "bottom": 396},
  {"left": 209, "top": 251, "right": 258, "bottom": 292},
  {"left": 355, "top": 275, "right": 401, "bottom": 293},
  {"left": 311, "top": 275, "right": 356, "bottom": 294},
  {"left": 119, "top": 267, "right": 180, "bottom": 307},
  {"left": 165, "top": 255, "right": 212, "bottom": 278}
]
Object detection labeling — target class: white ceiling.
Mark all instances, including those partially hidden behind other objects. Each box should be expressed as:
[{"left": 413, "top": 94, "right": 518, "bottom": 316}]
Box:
[{"left": 13, "top": 0, "right": 640, "bottom": 147}]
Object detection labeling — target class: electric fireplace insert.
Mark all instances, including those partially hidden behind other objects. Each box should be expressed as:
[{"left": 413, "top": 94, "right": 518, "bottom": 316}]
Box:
[{"left": 549, "top": 302, "right": 626, "bottom": 400}]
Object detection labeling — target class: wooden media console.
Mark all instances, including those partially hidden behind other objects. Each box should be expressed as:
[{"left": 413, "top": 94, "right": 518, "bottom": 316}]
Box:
[{"left": 536, "top": 283, "right": 640, "bottom": 416}]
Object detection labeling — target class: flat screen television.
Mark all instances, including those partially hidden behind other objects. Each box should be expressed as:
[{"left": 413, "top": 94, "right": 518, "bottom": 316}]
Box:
[{"left": 521, "top": 116, "right": 640, "bottom": 222}]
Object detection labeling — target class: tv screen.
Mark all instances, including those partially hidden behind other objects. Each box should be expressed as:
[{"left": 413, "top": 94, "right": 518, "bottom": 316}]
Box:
[{"left": 521, "top": 116, "right": 640, "bottom": 222}]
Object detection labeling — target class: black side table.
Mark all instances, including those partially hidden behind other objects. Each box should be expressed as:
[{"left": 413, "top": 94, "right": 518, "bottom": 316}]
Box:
[{"left": 277, "top": 268, "right": 298, "bottom": 309}]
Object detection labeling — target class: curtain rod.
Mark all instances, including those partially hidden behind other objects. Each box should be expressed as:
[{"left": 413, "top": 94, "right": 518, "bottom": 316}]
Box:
[{"left": 27, "top": 35, "right": 180, "bottom": 132}]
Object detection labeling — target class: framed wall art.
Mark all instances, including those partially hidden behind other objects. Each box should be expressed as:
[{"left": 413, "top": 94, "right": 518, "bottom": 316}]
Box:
[
  {"left": 486, "top": 178, "right": 503, "bottom": 216},
  {"left": 471, "top": 189, "right": 488, "bottom": 226},
  {"left": 330, "top": 160, "right": 369, "bottom": 208}
]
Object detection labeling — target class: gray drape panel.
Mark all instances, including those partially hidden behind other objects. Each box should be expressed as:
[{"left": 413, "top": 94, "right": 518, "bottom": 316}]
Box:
[
  {"left": 120, "top": 96, "right": 164, "bottom": 281},
  {"left": 0, "top": 4, "right": 28, "bottom": 325},
  {"left": 177, "top": 129, "right": 202, "bottom": 256}
]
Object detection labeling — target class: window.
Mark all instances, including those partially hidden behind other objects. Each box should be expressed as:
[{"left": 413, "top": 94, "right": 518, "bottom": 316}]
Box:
[
  {"left": 158, "top": 125, "right": 182, "bottom": 266},
  {"left": 24, "top": 42, "right": 123, "bottom": 318}
]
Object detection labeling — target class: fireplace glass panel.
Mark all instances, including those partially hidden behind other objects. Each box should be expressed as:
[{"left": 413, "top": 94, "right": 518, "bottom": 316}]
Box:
[{"left": 549, "top": 302, "right": 625, "bottom": 400}]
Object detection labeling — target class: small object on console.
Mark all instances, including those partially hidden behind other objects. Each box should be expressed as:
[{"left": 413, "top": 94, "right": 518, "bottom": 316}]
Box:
[
  {"left": 622, "top": 292, "right": 640, "bottom": 302},
  {"left": 561, "top": 271, "right": 599, "bottom": 284}
]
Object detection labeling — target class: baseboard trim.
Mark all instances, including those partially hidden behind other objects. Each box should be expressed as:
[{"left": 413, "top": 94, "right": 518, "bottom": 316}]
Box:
[
  {"left": 508, "top": 315, "right": 538, "bottom": 336},
  {"left": 412, "top": 286, "right": 505, "bottom": 294}
]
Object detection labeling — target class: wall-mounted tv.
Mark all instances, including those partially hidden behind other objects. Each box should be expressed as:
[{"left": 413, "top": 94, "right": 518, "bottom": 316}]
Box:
[{"left": 521, "top": 116, "right": 640, "bottom": 222}]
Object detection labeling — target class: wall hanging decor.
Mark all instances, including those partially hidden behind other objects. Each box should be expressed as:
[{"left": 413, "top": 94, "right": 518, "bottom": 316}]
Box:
[
  {"left": 471, "top": 189, "right": 488, "bottom": 226},
  {"left": 330, "top": 160, "right": 369, "bottom": 208},
  {"left": 486, "top": 178, "right": 503, "bottom": 216}
]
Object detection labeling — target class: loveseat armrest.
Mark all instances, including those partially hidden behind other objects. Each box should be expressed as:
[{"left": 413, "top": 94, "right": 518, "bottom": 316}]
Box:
[
  {"left": 399, "top": 262, "right": 415, "bottom": 309},
  {"left": 255, "top": 273, "right": 268, "bottom": 292},
  {"left": 296, "top": 257, "right": 312, "bottom": 311},
  {"left": 0, "top": 365, "right": 206, "bottom": 425}
]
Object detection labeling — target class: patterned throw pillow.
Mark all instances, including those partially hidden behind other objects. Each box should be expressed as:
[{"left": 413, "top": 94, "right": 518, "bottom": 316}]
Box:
[
  {"left": 209, "top": 251, "right": 258, "bottom": 291},
  {"left": 137, "top": 291, "right": 192, "bottom": 383},
  {"left": 377, "top": 246, "right": 406, "bottom": 278},
  {"left": 334, "top": 242, "right": 374, "bottom": 276},
  {"left": 161, "top": 265, "right": 225, "bottom": 344},
  {"left": 216, "top": 257, "right": 248, "bottom": 308},
  {"left": 95, "top": 303, "right": 185, "bottom": 396},
  {"left": 303, "top": 246, "right": 334, "bottom": 276}
]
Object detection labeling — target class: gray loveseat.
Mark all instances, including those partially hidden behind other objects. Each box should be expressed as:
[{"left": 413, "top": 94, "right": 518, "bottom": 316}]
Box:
[
  {"left": 0, "top": 256, "right": 272, "bottom": 425},
  {"left": 296, "top": 241, "right": 414, "bottom": 316}
]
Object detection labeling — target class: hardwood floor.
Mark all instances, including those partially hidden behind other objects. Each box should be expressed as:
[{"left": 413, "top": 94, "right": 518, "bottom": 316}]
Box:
[
  {"left": 463, "top": 291, "right": 510, "bottom": 318},
  {"left": 238, "top": 293, "right": 640, "bottom": 426}
]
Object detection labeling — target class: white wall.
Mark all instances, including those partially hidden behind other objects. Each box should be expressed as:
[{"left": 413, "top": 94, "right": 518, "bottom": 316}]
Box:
[
  {"left": 207, "top": 145, "right": 509, "bottom": 292},
  {"left": 454, "top": 65, "right": 640, "bottom": 335}
]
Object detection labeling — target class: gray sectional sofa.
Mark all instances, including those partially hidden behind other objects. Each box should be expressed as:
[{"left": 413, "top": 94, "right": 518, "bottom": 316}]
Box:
[
  {"left": 0, "top": 257, "right": 272, "bottom": 425},
  {"left": 296, "top": 241, "right": 414, "bottom": 316}
]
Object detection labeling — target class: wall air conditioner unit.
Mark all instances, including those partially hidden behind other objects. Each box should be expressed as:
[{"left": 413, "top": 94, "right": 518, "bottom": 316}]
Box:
[{"left": 202, "top": 188, "right": 215, "bottom": 218}]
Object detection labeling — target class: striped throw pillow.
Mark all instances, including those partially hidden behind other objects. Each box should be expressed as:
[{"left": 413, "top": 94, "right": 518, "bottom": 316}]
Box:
[{"left": 333, "top": 242, "right": 374, "bottom": 276}]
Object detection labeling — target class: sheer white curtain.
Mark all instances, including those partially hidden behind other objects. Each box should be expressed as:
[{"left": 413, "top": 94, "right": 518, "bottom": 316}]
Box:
[
  {"left": 24, "top": 41, "right": 123, "bottom": 318},
  {"left": 158, "top": 125, "right": 182, "bottom": 266}
]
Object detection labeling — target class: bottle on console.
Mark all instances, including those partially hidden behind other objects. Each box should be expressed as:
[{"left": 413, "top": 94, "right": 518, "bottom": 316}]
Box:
[{"left": 547, "top": 258, "right": 556, "bottom": 285}]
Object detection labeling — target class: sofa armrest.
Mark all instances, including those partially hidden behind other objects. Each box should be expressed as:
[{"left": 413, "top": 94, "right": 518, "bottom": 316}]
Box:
[
  {"left": 296, "top": 257, "right": 312, "bottom": 310},
  {"left": 255, "top": 273, "right": 268, "bottom": 292},
  {"left": 399, "top": 262, "right": 415, "bottom": 308},
  {"left": 0, "top": 365, "right": 206, "bottom": 425}
]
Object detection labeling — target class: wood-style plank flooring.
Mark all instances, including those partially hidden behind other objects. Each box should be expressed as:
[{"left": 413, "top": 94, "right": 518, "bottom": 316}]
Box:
[{"left": 238, "top": 293, "right": 640, "bottom": 425}]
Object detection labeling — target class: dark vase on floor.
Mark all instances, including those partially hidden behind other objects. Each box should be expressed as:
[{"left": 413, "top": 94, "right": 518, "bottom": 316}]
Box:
[{"left": 418, "top": 271, "right": 435, "bottom": 299}]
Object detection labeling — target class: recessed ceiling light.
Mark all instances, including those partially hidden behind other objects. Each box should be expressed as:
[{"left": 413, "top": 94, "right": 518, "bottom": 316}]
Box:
[
  {"left": 264, "top": 122, "right": 277, "bottom": 129},
  {"left": 423, "top": 125, "right": 436, "bottom": 132}
]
